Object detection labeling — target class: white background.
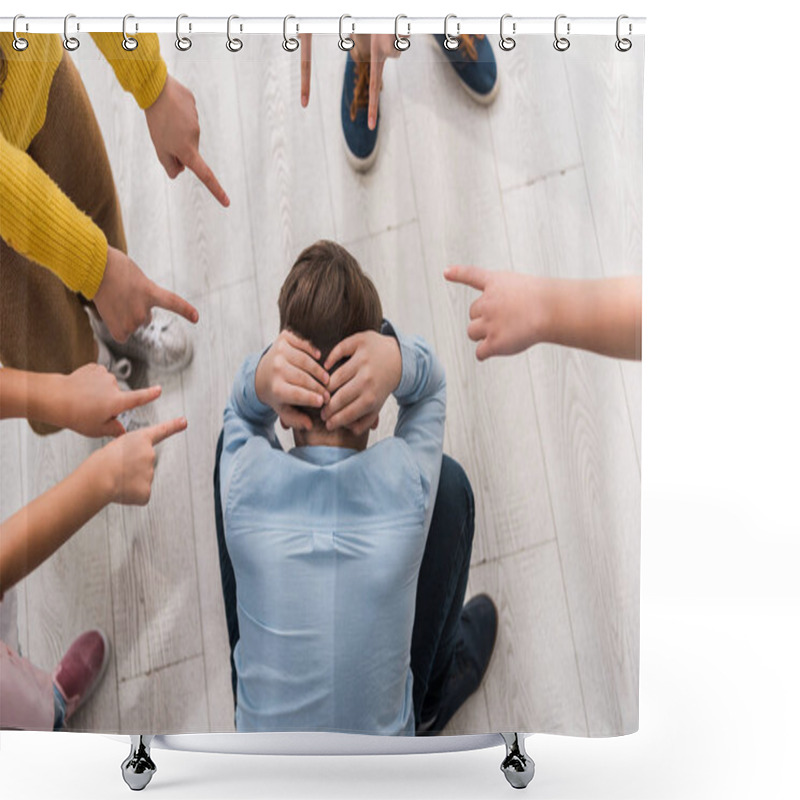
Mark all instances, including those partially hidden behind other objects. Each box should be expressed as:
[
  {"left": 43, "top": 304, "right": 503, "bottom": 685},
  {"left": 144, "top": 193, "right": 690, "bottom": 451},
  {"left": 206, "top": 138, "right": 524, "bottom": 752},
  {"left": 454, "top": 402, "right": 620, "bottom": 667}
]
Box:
[{"left": 2, "top": 1, "right": 798, "bottom": 797}]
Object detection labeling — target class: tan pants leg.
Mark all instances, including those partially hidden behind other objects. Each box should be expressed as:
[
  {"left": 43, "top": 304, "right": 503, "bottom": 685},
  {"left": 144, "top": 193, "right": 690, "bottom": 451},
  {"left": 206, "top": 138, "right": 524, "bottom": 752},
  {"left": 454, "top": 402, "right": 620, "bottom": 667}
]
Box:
[{"left": 0, "top": 54, "right": 127, "bottom": 434}]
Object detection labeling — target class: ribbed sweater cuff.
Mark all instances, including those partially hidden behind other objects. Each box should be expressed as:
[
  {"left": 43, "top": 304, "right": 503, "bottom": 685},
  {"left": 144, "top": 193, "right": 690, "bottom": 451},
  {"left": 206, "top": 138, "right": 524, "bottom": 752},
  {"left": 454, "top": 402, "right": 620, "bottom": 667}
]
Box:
[
  {"left": 131, "top": 57, "right": 168, "bottom": 109},
  {"left": 71, "top": 221, "right": 109, "bottom": 299}
]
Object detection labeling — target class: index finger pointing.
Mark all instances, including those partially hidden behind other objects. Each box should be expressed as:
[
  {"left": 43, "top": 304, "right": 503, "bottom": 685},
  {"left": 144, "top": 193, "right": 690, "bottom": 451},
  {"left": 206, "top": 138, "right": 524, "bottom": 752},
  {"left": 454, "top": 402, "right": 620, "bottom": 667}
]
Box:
[
  {"left": 368, "top": 41, "right": 387, "bottom": 130},
  {"left": 146, "top": 416, "right": 188, "bottom": 446},
  {"left": 113, "top": 385, "right": 162, "bottom": 416},
  {"left": 150, "top": 282, "right": 199, "bottom": 325},
  {"left": 444, "top": 265, "right": 488, "bottom": 291},
  {"left": 300, "top": 34, "right": 312, "bottom": 106},
  {"left": 186, "top": 150, "right": 230, "bottom": 208}
]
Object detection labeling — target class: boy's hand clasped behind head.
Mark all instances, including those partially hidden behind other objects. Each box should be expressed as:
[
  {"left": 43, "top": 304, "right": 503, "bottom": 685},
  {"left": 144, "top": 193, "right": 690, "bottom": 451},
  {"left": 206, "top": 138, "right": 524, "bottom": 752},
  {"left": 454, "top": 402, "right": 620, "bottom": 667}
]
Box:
[
  {"left": 255, "top": 330, "right": 331, "bottom": 431},
  {"left": 254, "top": 329, "right": 402, "bottom": 437},
  {"left": 321, "top": 331, "right": 402, "bottom": 435}
]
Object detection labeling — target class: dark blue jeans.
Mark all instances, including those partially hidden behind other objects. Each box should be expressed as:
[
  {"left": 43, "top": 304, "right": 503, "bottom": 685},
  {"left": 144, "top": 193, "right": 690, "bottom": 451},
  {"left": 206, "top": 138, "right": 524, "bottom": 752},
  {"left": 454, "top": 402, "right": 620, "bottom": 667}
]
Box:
[{"left": 213, "top": 433, "right": 475, "bottom": 729}]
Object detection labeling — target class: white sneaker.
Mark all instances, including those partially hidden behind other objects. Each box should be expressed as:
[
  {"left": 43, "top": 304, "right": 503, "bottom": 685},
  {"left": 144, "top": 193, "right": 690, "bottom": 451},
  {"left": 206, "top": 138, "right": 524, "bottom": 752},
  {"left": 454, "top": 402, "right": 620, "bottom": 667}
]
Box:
[
  {"left": 96, "top": 339, "right": 155, "bottom": 433},
  {"left": 91, "top": 308, "right": 193, "bottom": 375}
]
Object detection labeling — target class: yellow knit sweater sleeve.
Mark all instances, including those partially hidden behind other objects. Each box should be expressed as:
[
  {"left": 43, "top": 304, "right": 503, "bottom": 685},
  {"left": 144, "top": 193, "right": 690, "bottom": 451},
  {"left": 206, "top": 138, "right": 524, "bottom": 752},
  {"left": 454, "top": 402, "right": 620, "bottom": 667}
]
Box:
[
  {"left": 91, "top": 32, "right": 167, "bottom": 109},
  {"left": 0, "top": 130, "right": 108, "bottom": 299}
]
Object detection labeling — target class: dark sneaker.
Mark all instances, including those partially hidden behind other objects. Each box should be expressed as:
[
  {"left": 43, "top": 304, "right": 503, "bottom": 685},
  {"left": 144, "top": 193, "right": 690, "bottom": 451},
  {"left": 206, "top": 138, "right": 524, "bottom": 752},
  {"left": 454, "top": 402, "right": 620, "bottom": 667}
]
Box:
[
  {"left": 418, "top": 594, "right": 498, "bottom": 735},
  {"left": 51, "top": 629, "right": 111, "bottom": 724},
  {"left": 341, "top": 52, "right": 380, "bottom": 172},
  {"left": 435, "top": 34, "right": 499, "bottom": 105}
]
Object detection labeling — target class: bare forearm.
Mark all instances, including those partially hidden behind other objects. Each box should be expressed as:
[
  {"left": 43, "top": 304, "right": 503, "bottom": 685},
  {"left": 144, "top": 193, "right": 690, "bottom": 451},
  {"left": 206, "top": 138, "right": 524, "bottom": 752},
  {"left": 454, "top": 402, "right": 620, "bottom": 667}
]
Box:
[
  {"left": 0, "top": 454, "right": 112, "bottom": 594},
  {"left": 542, "top": 276, "right": 642, "bottom": 360},
  {"left": 0, "top": 368, "right": 68, "bottom": 425}
]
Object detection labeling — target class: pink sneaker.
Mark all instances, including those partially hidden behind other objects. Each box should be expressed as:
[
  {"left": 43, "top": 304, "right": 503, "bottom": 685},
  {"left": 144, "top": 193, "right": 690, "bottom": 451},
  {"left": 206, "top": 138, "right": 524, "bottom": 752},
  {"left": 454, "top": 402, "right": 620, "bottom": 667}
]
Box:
[{"left": 51, "top": 629, "right": 111, "bottom": 723}]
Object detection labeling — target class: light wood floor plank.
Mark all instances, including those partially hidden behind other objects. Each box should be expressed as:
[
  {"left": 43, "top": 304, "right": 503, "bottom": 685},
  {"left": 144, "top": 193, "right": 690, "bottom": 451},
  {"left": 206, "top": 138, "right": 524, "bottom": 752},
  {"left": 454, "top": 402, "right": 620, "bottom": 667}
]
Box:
[
  {"left": 315, "top": 37, "right": 418, "bottom": 244},
  {"left": 179, "top": 278, "right": 265, "bottom": 733},
  {"left": 504, "top": 170, "right": 641, "bottom": 735},
  {"left": 565, "top": 37, "right": 644, "bottom": 468},
  {"left": 107, "top": 372, "right": 203, "bottom": 685},
  {"left": 161, "top": 35, "right": 256, "bottom": 301},
  {"left": 450, "top": 543, "right": 588, "bottom": 735},
  {"left": 488, "top": 36, "right": 583, "bottom": 191},
  {"left": 231, "top": 34, "right": 337, "bottom": 347},
  {"left": 118, "top": 655, "right": 209, "bottom": 733},
  {"left": 565, "top": 36, "right": 644, "bottom": 279},
  {"left": 398, "top": 48, "right": 556, "bottom": 565}
]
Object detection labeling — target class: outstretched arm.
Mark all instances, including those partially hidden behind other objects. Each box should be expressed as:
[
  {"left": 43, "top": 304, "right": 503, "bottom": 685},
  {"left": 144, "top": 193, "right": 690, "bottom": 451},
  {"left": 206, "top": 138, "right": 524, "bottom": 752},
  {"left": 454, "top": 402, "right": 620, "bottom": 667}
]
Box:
[
  {"left": 445, "top": 267, "right": 642, "bottom": 361},
  {"left": 0, "top": 365, "right": 161, "bottom": 438},
  {"left": 0, "top": 417, "right": 186, "bottom": 596},
  {"left": 91, "top": 33, "right": 229, "bottom": 207}
]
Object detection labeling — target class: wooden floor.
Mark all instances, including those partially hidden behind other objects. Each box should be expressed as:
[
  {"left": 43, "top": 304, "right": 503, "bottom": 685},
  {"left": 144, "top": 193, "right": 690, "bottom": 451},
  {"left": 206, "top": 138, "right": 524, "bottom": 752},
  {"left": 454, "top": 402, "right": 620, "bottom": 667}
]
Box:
[{"left": 0, "top": 33, "right": 643, "bottom": 736}]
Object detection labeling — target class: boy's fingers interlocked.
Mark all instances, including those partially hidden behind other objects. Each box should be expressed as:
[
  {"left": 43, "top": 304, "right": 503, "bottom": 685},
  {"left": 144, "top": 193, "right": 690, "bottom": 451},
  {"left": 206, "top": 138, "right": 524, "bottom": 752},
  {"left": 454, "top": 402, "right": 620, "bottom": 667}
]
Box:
[
  {"left": 326, "top": 357, "right": 359, "bottom": 396},
  {"left": 324, "top": 333, "right": 361, "bottom": 371}
]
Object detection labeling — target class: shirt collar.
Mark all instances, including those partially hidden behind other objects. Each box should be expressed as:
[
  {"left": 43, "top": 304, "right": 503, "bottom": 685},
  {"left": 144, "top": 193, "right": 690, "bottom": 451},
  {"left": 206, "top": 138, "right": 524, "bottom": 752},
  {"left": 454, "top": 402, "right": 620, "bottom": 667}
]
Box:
[{"left": 289, "top": 445, "right": 359, "bottom": 466}]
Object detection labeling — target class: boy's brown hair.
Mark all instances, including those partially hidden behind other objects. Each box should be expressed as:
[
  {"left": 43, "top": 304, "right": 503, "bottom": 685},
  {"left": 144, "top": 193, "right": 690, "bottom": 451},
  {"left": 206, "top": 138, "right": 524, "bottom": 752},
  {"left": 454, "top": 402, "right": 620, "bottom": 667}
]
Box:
[{"left": 278, "top": 240, "right": 383, "bottom": 421}]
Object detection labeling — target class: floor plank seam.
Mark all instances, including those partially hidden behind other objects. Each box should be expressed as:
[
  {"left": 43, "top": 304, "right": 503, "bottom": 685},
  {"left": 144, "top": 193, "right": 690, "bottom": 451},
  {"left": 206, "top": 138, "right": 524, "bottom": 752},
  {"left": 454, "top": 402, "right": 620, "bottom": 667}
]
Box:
[
  {"left": 340, "top": 217, "right": 419, "bottom": 249},
  {"left": 502, "top": 162, "right": 585, "bottom": 195},
  {"left": 118, "top": 653, "right": 205, "bottom": 683},
  {"left": 470, "top": 534, "right": 559, "bottom": 568}
]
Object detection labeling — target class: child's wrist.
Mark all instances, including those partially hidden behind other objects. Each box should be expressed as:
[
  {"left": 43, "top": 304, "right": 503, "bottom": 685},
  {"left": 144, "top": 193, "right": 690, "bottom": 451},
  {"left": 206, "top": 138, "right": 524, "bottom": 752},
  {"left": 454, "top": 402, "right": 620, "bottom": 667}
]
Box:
[
  {"left": 526, "top": 276, "right": 556, "bottom": 346},
  {"left": 37, "top": 373, "right": 72, "bottom": 429},
  {"left": 83, "top": 447, "right": 118, "bottom": 505}
]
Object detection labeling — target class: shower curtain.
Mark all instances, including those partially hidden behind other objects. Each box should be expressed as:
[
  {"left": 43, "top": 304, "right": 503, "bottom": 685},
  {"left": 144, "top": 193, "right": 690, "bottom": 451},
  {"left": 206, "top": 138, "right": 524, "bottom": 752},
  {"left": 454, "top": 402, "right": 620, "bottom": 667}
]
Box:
[{"left": 0, "top": 24, "right": 643, "bottom": 739}]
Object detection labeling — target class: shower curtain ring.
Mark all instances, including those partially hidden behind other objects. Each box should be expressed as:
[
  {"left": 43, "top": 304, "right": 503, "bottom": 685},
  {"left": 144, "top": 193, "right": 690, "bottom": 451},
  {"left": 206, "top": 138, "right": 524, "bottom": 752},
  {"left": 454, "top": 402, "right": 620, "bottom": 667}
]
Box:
[
  {"left": 338, "top": 14, "right": 355, "bottom": 51},
  {"left": 553, "top": 14, "right": 570, "bottom": 52},
  {"left": 176, "top": 14, "right": 192, "bottom": 51},
  {"left": 283, "top": 15, "right": 300, "bottom": 52},
  {"left": 394, "top": 15, "right": 411, "bottom": 51},
  {"left": 63, "top": 14, "right": 80, "bottom": 51},
  {"left": 443, "top": 14, "right": 460, "bottom": 51},
  {"left": 122, "top": 14, "right": 138, "bottom": 51},
  {"left": 499, "top": 14, "right": 516, "bottom": 51},
  {"left": 615, "top": 15, "right": 632, "bottom": 52},
  {"left": 12, "top": 14, "right": 28, "bottom": 51},
  {"left": 226, "top": 15, "right": 243, "bottom": 52}
]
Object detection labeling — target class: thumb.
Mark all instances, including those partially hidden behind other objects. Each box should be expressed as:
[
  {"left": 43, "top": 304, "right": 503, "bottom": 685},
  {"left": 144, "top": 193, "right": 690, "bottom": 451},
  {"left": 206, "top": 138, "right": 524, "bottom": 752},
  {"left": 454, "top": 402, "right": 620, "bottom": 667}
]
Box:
[{"left": 102, "top": 419, "right": 127, "bottom": 438}]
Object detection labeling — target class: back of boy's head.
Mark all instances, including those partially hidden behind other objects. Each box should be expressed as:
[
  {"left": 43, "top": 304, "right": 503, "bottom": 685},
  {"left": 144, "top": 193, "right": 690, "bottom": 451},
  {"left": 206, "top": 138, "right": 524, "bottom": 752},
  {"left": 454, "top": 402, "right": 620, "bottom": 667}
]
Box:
[{"left": 278, "top": 240, "right": 383, "bottom": 423}]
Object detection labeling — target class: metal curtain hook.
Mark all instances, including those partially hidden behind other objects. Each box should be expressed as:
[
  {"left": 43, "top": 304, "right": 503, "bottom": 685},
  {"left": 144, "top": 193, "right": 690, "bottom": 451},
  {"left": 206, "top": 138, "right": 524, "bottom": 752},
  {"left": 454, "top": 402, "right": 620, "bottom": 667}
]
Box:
[
  {"left": 12, "top": 14, "right": 29, "bottom": 51},
  {"left": 176, "top": 13, "right": 192, "bottom": 51},
  {"left": 553, "top": 14, "right": 570, "bottom": 52},
  {"left": 499, "top": 13, "right": 516, "bottom": 51},
  {"left": 615, "top": 14, "right": 632, "bottom": 52},
  {"left": 394, "top": 14, "right": 410, "bottom": 51},
  {"left": 122, "top": 14, "right": 138, "bottom": 51},
  {"left": 443, "top": 14, "right": 459, "bottom": 51},
  {"left": 283, "top": 15, "right": 299, "bottom": 52},
  {"left": 338, "top": 14, "right": 354, "bottom": 51},
  {"left": 63, "top": 13, "right": 80, "bottom": 51},
  {"left": 226, "top": 15, "right": 242, "bottom": 52}
]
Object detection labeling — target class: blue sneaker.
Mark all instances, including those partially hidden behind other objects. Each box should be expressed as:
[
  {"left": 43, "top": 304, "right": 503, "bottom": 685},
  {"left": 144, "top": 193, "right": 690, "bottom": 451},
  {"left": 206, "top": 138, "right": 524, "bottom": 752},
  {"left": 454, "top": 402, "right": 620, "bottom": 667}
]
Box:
[
  {"left": 340, "top": 52, "right": 380, "bottom": 173},
  {"left": 435, "top": 34, "right": 499, "bottom": 105}
]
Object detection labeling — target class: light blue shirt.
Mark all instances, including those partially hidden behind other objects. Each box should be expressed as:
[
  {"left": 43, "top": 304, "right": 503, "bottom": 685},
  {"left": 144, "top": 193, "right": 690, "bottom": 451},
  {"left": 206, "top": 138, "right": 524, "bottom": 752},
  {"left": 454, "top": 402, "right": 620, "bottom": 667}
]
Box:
[{"left": 220, "top": 324, "right": 446, "bottom": 735}]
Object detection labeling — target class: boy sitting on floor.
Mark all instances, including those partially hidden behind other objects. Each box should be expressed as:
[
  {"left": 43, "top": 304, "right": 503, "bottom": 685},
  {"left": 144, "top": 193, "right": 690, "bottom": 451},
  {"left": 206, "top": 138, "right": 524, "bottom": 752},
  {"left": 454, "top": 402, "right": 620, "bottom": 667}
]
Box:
[{"left": 218, "top": 240, "right": 497, "bottom": 734}]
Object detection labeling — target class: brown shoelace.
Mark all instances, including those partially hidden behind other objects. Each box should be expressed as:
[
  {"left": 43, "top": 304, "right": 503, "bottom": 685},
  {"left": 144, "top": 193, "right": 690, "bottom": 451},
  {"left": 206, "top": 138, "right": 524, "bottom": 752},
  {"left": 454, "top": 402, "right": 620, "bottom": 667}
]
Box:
[
  {"left": 460, "top": 34, "right": 485, "bottom": 61},
  {"left": 349, "top": 32, "right": 484, "bottom": 121},
  {"left": 350, "top": 60, "right": 371, "bottom": 122}
]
